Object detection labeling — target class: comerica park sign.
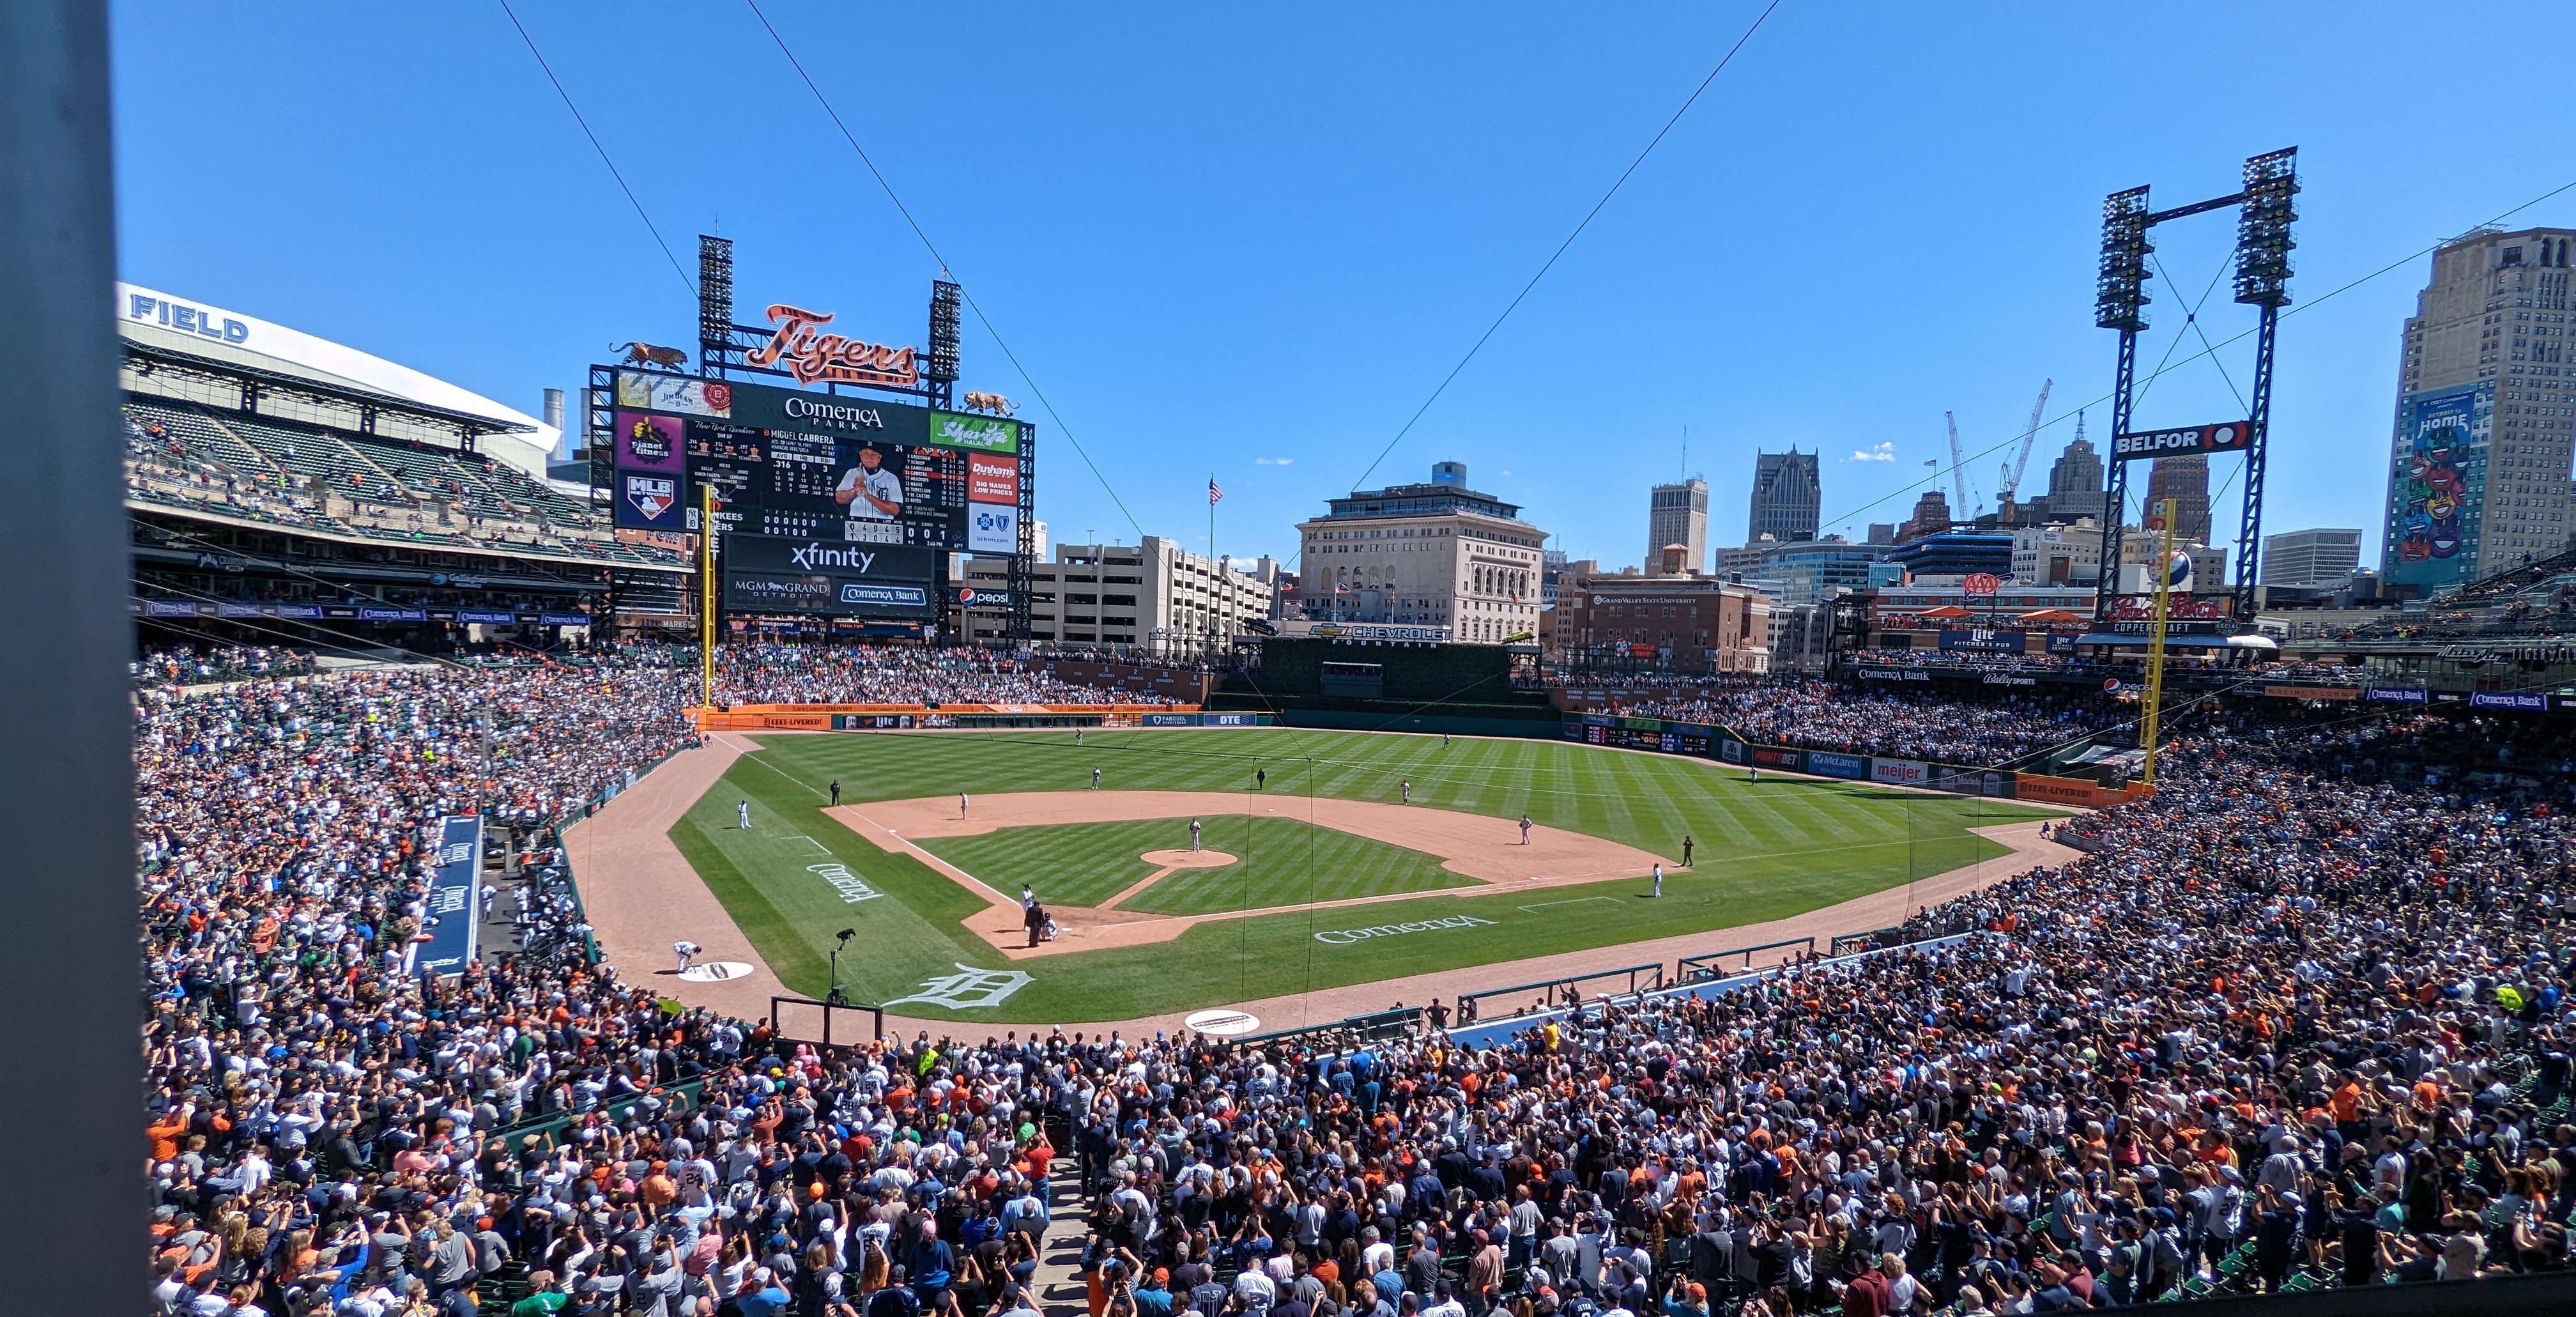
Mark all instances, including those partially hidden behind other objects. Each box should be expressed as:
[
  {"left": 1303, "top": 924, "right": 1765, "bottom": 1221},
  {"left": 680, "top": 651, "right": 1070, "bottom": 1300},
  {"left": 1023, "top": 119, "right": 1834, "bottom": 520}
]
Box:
[{"left": 2112, "top": 421, "right": 2253, "bottom": 463}]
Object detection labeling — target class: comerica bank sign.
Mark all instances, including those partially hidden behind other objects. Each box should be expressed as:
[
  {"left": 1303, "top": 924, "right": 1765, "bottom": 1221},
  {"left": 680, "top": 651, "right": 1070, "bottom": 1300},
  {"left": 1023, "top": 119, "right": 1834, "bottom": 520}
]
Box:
[{"left": 126, "top": 291, "right": 250, "bottom": 345}]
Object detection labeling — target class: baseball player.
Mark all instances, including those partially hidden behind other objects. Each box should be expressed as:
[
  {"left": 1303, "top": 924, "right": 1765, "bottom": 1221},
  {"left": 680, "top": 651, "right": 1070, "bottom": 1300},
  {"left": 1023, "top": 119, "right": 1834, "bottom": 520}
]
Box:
[
  {"left": 673, "top": 940, "right": 702, "bottom": 973},
  {"left": 737, "top": 801, "right": 751, "bottom": 830},
  {"left": 833, "top": 445, "right": 905, "bottom": 518},
  {"left": 1092, "top": 767, "right": 1101, "bottom": 789},
  {"left": 1402, "top": 780, "right": 1411, "bottom": 805},
  {"left": 960, "top": 792, "right": 970, "bottom": 819},
  {"left": 1189, "top": 819, "right": 1203, "bottom": 852},
  {"left": 1652, "top": 864, "right": 1664, "bottom": 899},
  {"left": 1519, "top": 815, "right": 1533, "bottom": 845}
]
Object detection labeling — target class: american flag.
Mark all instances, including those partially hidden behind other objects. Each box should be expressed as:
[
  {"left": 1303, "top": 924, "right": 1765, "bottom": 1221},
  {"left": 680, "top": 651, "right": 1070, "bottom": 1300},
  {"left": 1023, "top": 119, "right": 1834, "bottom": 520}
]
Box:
[{"left": 1208, "top": 476, "right": 1223, "bottom": 505}]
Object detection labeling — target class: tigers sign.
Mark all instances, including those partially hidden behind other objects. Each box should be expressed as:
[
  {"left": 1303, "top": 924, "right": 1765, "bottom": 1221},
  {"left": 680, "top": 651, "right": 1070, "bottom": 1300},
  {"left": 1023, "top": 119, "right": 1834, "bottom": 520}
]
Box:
[{"left": 746, "top": 304, "right": 921, "bottom": 389}]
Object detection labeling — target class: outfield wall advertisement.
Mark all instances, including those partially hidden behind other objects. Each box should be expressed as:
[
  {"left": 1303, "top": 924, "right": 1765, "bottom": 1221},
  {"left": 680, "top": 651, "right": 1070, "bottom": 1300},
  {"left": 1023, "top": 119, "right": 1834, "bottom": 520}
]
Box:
[{"left": 1556, "top": 712, "right": 2138, "bottom": 806}]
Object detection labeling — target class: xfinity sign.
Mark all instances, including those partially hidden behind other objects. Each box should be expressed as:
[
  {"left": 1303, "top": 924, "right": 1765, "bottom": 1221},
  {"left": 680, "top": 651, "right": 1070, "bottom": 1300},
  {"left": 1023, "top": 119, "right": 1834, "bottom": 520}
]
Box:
[
  {"left": 787, "top": 542, "right": 878, "bottom": 572},
  {"left": 2112, "top": 420, "right": 2253, "bottom": 462}
]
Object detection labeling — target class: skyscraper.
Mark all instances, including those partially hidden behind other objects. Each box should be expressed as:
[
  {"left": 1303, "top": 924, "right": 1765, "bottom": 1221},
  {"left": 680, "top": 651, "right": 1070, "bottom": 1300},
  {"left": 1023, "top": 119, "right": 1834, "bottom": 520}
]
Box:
[
  {"left": 1647, "top": 479, "right": 1708, "bottom": 574},
  {"left": 2261, "top": 528, "right": 2363, "bottom": 588},
  {"left": 2384, "top": 226, "right": 2576, "bottom": 590},
  {"left": 1747, "top": 448, "right": 1820, "bottom": 544},
  {"left": 2037, "top": 413, "right": 2107, "bottom": 521},
  {"left": 2144, "top": 454, "right": 2211, "bottom": 543}
]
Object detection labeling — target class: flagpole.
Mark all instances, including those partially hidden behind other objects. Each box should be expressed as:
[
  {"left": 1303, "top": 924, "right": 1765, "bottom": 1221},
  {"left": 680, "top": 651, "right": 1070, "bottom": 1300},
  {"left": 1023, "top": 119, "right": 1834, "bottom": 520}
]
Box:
[{"left": 1207, "top": 472, "right": 1217, "bottom": 661}]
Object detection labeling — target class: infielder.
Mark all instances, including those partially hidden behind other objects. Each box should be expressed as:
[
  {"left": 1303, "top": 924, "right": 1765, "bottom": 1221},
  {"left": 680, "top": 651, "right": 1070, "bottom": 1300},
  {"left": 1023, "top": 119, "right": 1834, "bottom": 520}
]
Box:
[
  {"left": 1519, "top": 815, "right": 1533, "bottom": 845},
  {"left": 1189, "top": 819, "right": 1203, "bottom": 852},
  {"left": 1651, "top": 864, "right": 1664, "bottom": 898},
  {"left": 673, "top": 940, "right": 702, "bottom": 973}
]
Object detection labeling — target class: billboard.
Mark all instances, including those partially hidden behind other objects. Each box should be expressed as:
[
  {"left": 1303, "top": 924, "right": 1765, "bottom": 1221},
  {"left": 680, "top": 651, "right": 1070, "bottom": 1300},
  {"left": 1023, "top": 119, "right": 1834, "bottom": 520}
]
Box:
[
  {"left": 2110, "top": 420, "right": 2253, "bottom": 463},
  {"left": 1940, "top": 628, "right": 2028, "bottom": 653},
  {"left": 607, "top": 370, "right": 1029, "bottom": 558},
  {"left": 720, "top": 534, "right": 939, "bottom": 619},
  {"left": 1869, "top": 757, "right": 1932, "bottom": 787},
  {"left": 1804, "top": 751, "right": 1866, "bottom": 779},
  {"left": 2384, "top": 382, "right": 2487, "bottom": 590}
]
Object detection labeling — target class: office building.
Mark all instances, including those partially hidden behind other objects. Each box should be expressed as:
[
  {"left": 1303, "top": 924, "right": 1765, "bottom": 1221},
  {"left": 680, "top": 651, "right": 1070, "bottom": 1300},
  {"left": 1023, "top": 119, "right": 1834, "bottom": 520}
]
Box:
[
  {"left": 958, "top": 537, "right": 1278, "bottom": 654},
  {"left": 2144, "top": 454, "right": 2212, "bottom": 543},
  {"left": 1747, "top": 449, "right": 1821, "bottom": 544},
  {"left": 2383, "top": 226, "right": 2576, "bottom": 591},
  {"left": 2261, "top": 527, "right": 2363, "bottom": 589},
  {"left": 1887, "top": 531, "right": 2012, "bottom": 580},
  {"left": 1897, "top": 490, "right": 1952, "bottom": 543},
  {"left": 2011, "top": 519, "right": 2103, "bottom": 585},
  {"left": 1749, "top": 535, "right": 1896, "bottom": 606},
  {"left": 1294, "top": 461, "right": 1549, "bottom": 643},
  {"left": 1555, "top": 571, "right": 1772, "bottom": 674},
  {"left": 2029, "top": 420, "right": 2109, "bottom": 523},
  {"left": 2115, "top": 534, "right": 2228, "bottom": 596},
  {"left": 1647, "top": 479, "right": 1710, "bottom": 574}
]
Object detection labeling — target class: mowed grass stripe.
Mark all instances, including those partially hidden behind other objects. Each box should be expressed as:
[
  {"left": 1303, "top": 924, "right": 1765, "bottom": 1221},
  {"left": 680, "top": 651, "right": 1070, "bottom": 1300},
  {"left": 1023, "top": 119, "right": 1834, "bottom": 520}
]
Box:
[{"left": 679, "top": 729, "right": 2054, "bottom": 1021}]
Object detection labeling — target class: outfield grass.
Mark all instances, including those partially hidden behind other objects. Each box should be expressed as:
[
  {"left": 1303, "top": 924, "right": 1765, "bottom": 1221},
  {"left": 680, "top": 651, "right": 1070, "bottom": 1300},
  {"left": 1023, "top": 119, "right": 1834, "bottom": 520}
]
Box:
[
  {"left": 666, "top": 728, "right": 2051, "bottom": 1022},
  {"left": 913, "top": 815, "right": 1475, "bottom": 916}
]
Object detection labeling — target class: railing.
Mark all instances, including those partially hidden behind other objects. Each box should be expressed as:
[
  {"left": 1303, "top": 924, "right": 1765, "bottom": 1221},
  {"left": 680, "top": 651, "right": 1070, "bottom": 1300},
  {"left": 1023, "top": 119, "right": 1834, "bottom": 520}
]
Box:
[
  {"left": 487, "top": 1074, "right": 712, "bottom": 1150},
  {"left": 770, "top": 994, "right": 887, "bottom": 1049},
  {"left": 1230, "top": 1005, "right": 1421, "bottom": 1051},
  {"left": 1456, "top": 961, "right": 1664, "bottom": 1025},
  {"left": 1676, "top": 936, "right": 1814, "bottom": 982},
  {"left": 1829, "top": 925, "right": 1911, "bottom": 957}
]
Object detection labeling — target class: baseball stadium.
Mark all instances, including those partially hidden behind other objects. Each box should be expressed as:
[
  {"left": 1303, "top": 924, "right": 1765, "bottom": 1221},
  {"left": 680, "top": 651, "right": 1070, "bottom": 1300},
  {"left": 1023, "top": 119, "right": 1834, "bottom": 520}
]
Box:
[
  {"left": 50, "top": 8, "right": 2576, "bottom": 1316},
  {"left": 583, "top": 719, "right": 2062, "bottom": 1033}
]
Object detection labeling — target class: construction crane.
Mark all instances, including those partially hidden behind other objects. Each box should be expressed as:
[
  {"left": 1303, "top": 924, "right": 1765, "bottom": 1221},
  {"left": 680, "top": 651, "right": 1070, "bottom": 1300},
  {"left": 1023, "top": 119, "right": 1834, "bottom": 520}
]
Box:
[
  {"left": 1944, "top": 411, "right": 1972, "bottom": 516},
  {"left": 1998, "top": 379, "right": 2053, "bottom": 506}
]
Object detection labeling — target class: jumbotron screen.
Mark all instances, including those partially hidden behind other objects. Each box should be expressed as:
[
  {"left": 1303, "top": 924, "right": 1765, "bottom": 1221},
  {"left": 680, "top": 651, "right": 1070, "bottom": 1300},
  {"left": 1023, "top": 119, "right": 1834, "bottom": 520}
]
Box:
[{"left": 603, "top": 369, "right": 1023, "bottom": 557}]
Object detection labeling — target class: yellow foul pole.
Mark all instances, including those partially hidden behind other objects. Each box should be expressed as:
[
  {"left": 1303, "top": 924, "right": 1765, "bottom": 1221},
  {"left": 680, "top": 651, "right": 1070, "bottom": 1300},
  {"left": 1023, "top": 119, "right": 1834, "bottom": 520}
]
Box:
[
  {"left": 700, "top": 482, "right": 717, "bottom": 712},
  {"left": 2138, "top": 497, "right": 2181, "bottom": 787}
]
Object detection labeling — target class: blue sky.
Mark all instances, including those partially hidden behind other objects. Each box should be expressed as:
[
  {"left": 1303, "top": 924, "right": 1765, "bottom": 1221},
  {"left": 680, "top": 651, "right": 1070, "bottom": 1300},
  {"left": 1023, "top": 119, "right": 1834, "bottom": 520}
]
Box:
[{"left": 111, "top": 2, "right": 2576, "bottom": 575}]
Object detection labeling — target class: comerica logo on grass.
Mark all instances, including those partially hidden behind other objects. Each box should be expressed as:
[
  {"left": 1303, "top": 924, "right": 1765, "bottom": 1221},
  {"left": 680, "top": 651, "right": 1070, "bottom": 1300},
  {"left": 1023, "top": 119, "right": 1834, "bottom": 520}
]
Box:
[{"left": 1313, "top": 914, "right": 1496, "bottom": 946}]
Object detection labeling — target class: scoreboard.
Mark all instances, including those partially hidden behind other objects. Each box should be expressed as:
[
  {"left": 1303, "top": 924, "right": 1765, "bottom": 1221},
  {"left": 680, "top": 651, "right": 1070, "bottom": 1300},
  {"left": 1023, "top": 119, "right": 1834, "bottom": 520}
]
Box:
[{"left": 604, "top": 369, "right": 1023, "bottom": 557}]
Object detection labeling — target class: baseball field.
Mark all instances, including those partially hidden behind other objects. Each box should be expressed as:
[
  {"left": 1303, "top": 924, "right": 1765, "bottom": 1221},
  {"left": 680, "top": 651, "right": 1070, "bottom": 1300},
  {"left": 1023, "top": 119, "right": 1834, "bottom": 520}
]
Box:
[{"left": 657, "top": 728, "right": 2052, "bottom": 1024}]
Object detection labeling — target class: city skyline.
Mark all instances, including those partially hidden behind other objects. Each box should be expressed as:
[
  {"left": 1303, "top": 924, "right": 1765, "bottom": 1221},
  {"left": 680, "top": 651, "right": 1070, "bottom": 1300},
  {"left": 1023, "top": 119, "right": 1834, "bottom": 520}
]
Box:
[{"left": 109, "top": 3, "right": 2576, "bottom": 576}]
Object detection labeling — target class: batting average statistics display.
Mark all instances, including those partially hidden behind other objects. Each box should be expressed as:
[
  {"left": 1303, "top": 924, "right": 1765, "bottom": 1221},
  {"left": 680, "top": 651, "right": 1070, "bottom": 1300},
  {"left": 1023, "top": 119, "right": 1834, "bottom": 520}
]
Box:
[{"left": 606, "top": 369, "right": 1023, "bottom": 558}]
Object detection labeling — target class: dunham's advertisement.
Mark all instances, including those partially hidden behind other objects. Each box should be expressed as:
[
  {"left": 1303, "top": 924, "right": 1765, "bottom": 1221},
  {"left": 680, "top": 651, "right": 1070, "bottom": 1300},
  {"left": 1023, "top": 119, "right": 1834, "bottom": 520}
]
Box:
[{"left": 2384, "top": 382, "right": 2487, "bottom": 591}]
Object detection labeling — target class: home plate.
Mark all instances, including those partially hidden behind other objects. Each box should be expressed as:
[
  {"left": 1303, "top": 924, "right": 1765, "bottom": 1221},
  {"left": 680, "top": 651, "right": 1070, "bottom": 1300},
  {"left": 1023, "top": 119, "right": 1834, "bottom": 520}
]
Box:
[
  {"left": 1184, "top": 1008, "right": 1261, "bottom": 1036},
  {"left": 680, "top": 961, "right": 758, "bottom": 983}
]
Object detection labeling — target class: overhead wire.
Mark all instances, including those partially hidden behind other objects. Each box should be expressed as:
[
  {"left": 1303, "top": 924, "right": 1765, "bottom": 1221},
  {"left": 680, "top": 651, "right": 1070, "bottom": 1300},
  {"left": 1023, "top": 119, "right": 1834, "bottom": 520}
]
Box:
[
  {"left": 1813, "top": 172, "right": 2576, "bottom": 537},
  {"left": 1348, "top": 0, "right": 1790, "bottom": 491},
  {"left": 494, "top": 0, "right": 696, "bottom": 301},
  {"left": 739, "top": 0, "right": 1146, "bottom": 540}
]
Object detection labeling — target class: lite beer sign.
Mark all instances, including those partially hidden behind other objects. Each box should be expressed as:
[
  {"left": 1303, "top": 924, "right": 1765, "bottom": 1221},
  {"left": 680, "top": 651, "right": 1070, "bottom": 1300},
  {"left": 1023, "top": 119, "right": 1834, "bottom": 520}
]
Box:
[
  {"left": 2111, "top": 420, "right": 2253, "bottom": 462},
  {"left": 746, "top": 304, "right": 920, "bottom": 389}
]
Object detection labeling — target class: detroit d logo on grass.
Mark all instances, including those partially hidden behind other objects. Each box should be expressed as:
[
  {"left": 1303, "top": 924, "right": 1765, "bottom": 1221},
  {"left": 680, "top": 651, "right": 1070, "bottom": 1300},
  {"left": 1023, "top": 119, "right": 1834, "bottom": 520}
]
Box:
[{"left": 883, "top": 963, "right": 1032, "bottom": 1010}]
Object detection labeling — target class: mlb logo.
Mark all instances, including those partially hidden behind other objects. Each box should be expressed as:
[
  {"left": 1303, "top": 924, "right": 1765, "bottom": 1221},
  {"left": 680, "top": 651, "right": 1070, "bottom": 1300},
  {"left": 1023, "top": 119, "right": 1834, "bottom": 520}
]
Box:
[{"left": 625, "top": 475, "right": 677, "bottom": 520}]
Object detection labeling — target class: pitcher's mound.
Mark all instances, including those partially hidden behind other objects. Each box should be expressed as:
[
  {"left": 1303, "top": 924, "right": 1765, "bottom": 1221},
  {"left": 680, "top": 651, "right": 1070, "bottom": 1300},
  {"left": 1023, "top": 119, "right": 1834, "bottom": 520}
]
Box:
[{"left": 1140, "top": 848, "right": 1237, "bottom": 868}]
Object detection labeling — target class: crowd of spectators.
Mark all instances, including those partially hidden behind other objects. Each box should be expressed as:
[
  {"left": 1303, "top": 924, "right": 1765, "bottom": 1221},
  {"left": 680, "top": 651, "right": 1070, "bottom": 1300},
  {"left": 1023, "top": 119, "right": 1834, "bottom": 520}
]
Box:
[
  {"left": 133, "top": 647, "right": 2576, "bottom": 1316},
  {"left": 137, "top": 645, "right": 321, "bottom": 688},
  {"left": 1597, "top": 681, "right": 2122, "bottom": 767},
  {"left": 711, "top": 642, "right": 1184, "bottom": 708}
]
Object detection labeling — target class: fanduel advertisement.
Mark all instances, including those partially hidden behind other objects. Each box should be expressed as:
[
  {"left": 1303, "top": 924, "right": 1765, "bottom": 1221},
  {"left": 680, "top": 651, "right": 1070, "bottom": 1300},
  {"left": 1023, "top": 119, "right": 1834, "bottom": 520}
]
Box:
[{"left": 721, "top": 534, "right": 938, "bottom": 619}]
